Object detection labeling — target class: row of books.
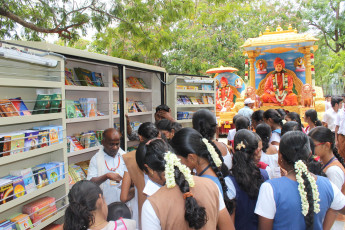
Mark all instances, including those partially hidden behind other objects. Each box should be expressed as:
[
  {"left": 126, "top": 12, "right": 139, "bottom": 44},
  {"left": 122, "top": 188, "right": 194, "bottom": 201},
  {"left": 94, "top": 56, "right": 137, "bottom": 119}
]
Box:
[
  {"left": 0, "top": 161, "right": 65, "bottom": 205},
  {"left": 176, "top": 84, "right": 213, "bottom": 91},
  {"left": 127, "top": 99, "right": 147, "bottom": 113},
  {"left": 177, "top": 111, "right": 194, "bottom": 120},
  {"left": 65, "top": 68, "right": 104, "bottom": 87},
  {"left": 67, "top": 131, "right": 102, "bottom": 153},
  {"left": 0, "top": 196, "right": 59, "bottom": 229},
  {"left": 0, "top": 94, "right": 61, "bottom": 117},
  {"left": 177, "top": 95, "right": 214, "bottom": 105},
  {"left": 68, "top": 161, "right": 89, "bottom": 186},
  {"left": 0, "top": 125, "right": 63, "bottom": 157},
  {"left": 66, "top": 98, "right": 101, "bottom": 118},
  {"left": 126, "top": 77, "right": 148, "bottom": 89}
]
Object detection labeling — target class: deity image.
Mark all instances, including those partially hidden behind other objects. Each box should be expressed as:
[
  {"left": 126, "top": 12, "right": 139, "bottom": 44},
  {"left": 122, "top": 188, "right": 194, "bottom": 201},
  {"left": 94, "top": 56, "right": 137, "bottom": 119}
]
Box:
[
  {"left": 301, "top": 83, "right": 314, "bottom": 107},
  {"left": 294, "top": 57, "right": 306, "bottom": 72},
  {"left": 256, "top": 59, "right": 267, "bottom": 74},
  {"left": 216, "top": 77, "right": 234, "bottom": 112},
  {"left": 246, "top": 86, "right": 262, "bottom": 108},
  {"left": 261, "top": 57, "right": 298, "bottom": 106},
  {"left": 235, "top": 78, "right": 243, "bottom": 88}
]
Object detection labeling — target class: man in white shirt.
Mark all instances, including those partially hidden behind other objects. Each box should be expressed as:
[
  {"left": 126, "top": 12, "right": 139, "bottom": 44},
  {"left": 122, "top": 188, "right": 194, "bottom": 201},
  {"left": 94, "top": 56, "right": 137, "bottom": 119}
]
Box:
[
  {"left": 325, "top": 95, "right": 332, "bottom": 111},
  {"left": 323, "top": 97, "right": 342, "bottom": 133},
  {"left": 336, "top": 104, "right": 345, "bottom": 159},
  {"left": 87, "top": 128, "right": 127, "bottom": 205}
]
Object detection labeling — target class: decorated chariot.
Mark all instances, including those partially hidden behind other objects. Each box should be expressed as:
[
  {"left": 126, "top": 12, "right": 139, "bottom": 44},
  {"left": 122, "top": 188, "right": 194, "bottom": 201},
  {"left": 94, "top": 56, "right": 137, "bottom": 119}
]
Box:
[{"left": 211, "top": 25, "right": 325, "bottom": 135}]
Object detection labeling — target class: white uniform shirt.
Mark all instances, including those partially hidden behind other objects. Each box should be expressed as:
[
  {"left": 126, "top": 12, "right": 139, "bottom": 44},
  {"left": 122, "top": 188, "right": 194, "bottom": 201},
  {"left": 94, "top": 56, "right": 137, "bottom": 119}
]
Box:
[
  {"left": 326, "top": 101, "right": 332, "bottom": 111},
  {"left": 336, "top": 110, "right": 345, "bottom": 135},
  {"left": 87, "top": 147, "right": 127, "bottom": 205},
  {"left": 323, "top": 108, "right": 339, "bottom": 132}
]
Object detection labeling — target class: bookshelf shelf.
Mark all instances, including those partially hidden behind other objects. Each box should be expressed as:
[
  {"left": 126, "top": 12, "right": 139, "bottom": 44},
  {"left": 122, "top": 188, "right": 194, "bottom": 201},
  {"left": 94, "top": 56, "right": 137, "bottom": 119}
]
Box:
[
  {"left": 113, "top": 114, "right": 120, "bottom": 119},
  {"left": 176, "top": 104, "right": 215, "bottom": 108},
  {"left": 0, "top": 78, "right": 64, "bottom": 89},
  {"left": 68, "top": 145, "right": 102, "bottom": 158},
  {"left": 177, "top": 119, "right": 193, "bottom": 123},
  {"left": 66, "top": 115, "right": 110, "bottom": 123},
  {"left": 126, "top": 88, "right": 152, "bottom": 93},
  {"left": 65, "top": 85, "right": 109, "bottom": 91},
  {"left": 0, "top": 113, "right": 63, "bottom": 126},
  {"left": 0, "top": 179, "right": 67, "bottom": 213},
  {"left": 0, "top": 143, "right": 64, "bottom": 166},
  {"left": 112, "top": 87, "right": 119, "bottom": 92},
  {"left": 127, "top": 111, "right": 153, "bottom": 117},
  {"left": 31, "top": 209, "right": 65, "bottom": 230},
  {"left": 176, "top": 89, "right": 214, "bottom": 94}
]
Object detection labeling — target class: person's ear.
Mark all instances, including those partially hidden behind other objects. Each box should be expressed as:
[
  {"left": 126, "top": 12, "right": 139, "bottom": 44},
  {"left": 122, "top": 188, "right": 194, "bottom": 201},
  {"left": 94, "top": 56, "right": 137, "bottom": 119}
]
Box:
[
  {"left": 325, "top": 142, "right": 332, "bottom": 150},
  {"left": 187, "top": 153, "right": 198, "bottom": 165},
  {"left": 171, "top": 129, "right": 175, "bottom": 136}
]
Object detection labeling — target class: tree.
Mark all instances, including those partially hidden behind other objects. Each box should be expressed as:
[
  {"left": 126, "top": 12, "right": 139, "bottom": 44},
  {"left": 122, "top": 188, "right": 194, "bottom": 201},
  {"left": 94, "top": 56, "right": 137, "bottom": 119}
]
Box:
[
  {"left": 0, "top": 0, "right": 123, "bottom": 41},
  {"left": 298, "top": 0, "right": 345, "bottom": 53}
]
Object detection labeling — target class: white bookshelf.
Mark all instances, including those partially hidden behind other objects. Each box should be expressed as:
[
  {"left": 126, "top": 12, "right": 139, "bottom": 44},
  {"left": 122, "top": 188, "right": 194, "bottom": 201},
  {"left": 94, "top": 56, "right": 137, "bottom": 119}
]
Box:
[
  {"left": 0, "top": 42, "right": 68, "bottom": 228},
  {"left": 167, "top": 74, "right": 216, "bottom": 127}
]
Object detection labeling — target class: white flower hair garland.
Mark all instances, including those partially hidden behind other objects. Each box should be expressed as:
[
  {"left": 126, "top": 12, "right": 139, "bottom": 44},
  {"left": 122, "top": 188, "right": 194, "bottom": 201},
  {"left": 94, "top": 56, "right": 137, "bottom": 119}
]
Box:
[
  {"left": 164, "top": 151, "right": 195, "bottom": 189},
  {"left": 202, "top": 138, "right": 222, "bottom": 167},
  {"left": 295, "top": 160, "right": 320, "bottom": 216}
]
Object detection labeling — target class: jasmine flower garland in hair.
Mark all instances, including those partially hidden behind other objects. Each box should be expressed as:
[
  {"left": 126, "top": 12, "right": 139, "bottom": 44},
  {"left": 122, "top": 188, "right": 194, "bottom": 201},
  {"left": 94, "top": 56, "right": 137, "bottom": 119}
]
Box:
[
  {"left": 202, "top": 138, "right": 222, "bottom": 167},
  {"left": 164, "top": 152, "right": 195, "bottom": 189},
  {"left": 295, "top": 160, "right": 320, "bottom": 216}
]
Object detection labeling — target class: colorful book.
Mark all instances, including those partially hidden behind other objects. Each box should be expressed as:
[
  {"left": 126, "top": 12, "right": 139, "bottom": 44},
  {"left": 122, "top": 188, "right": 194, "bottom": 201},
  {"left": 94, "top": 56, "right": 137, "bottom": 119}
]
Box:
[
  {"left": 24, "top": 130, "right": 39, "bottom": 151},
  {"left": 9, "top": 97, "right": 31, "bottom": 116},
  {"left": 22, "top": 197, "right": 57, "bottom": 224},
  {"left": 68, "top": 136, "right": 84, "bottom": 152},
  {"left": 91, "top": 72, "right": 104, "bottom": 87},
  {"left": 79, "top": 98, "right": 97, "bottom": 117},
  {"left": 0, "top": 134, "right": 11, "bottom": 157},
  {"left": 201, "top": 84, "right": 213, "bottom": 91},
  {"left": 32, "top": 166, "right": 49, "bottom": 189},
  {"left": 137, "top": 78, "right": 148, "bottom": 89},
  {"left": 202, "top": 96, "right": 209, "bottom": 104},
  {"left": 66, "top": 100, "right": 76, "bottom": 118},
  {"left": 177, "top": 96, "right": 184, "bottom": 105},
  {"left": 32, "top": 94, "right": 52, "bottom": 114},
  {"left": 33, "top": 126, "right": 60, "bottom": 145},
  {"left": 2, "top": 175, "right": 26, "bottom": 199},
  {"left": 127, "top": 100, "right": 138, "bottom": 113},
  {"left": 135, "top": 101, "right": 147, "bottom": 112},
  {"left": 37, "top": 130, "right": 49, "bottom": 148},
  {"left": 0, "top": 99, "right": 19, "bottom": 117},
  {"left": 197, "top": 98, "right": 203, "bottom": 104},
  {"left": 112, "top": 76, "right": 119, "bottom": 88},
  {"left": 10, "top": 168, "right": 36, "bottom": 194},
  {"left": 207, "top": 96, "right": 214, "bottom": 104},
  {"left": 65, "top": 68, "right": 77, "bottom": 85},
  {"left": 180, "top": 95, "right": 191, "bottom": 104},
  {"left": 10, "top": 132, "right": 25, "bottom": 155},
  {"left": 74, "top": 68, "right": 95, "bottom": 86},
  {"left": 36, "top": 163, "right": 60, "bottom": 184},
  {"left": 10, "top": 213, "right": 33, "bottom": 230},
  {"left": 0, "top": 179, "right": 13, "bottom": 204},
  {"left": 49, "top": 94, "right": 62, "bottom": 113},
  {"left": 50, "top": 161, "right": 65, "bottom": 180},
  {"left": 80, "top": 132, "right": 97, "bottom": 148},
  {"left": 189, "top": 96, "right": 199, "bottom": 105},
  {"left": 73, "top": 100, "right": 85, "bottom": 117}
]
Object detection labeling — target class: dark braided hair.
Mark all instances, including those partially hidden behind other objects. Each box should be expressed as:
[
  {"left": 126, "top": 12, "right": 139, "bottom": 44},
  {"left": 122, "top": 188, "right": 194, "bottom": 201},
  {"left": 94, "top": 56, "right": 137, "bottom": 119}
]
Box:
[
  {"left": 255, "top": 123, "right": 271, "bottom": 153},
  {"left": 136, "top": 139, "right": 207, "bottom": 229},
  {"left": 305, "top": 109, "right": 322, "bottom": 126},
  {"left": 171, "top": 128, "right": 235, "bottom": 214},
  {"left": 280, "top": 131, "right": 315, "bottom": 230},
  {"left": 192, "top": 109, "right": 217, "bottom": 140},
  {"left": 309, "top": 126, "right": 345, "bottom": 169},
  {"left": 264, "top": 109, "right": 283, "bottom": 127},
  {"left": 64, "top": 180, "right": 103, "bottom": 230},
  {"left": 232, "top": 129, "right": 264, "bottom": 198},
  {"left": 286, "top": 112, "right": 304, "bottom": 128}
]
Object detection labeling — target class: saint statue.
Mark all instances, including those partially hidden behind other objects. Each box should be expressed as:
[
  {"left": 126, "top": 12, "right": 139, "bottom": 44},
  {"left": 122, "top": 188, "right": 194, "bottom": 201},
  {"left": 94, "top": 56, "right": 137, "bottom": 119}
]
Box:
[
  {"left": 216, "top": 77, "right": 234, "bottom": 111},
  {"left": 261, "top": 57, "right": 298, "bottom": 106}
]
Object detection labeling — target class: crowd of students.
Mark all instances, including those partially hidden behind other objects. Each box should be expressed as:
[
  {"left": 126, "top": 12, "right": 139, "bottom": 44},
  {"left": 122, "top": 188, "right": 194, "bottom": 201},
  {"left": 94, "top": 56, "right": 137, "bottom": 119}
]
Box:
[{"left": 63, "top": 97, "right": 345, "bottom": 230}]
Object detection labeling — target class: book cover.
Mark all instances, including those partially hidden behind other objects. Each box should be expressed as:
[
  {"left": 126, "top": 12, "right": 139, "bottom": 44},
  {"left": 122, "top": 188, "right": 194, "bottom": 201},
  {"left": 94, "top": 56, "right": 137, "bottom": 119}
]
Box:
[
  {"left": 196, "top": 98, "right": 203, "bottom": 104},
  {"left": 176, "top": 85, "right": 187, "bottom": 90},
  {"left": 135, "top": 101, "right": 147, "bottom": 112},
  {"left": 32, "top": 94, "right": 52, "bottom": 114},
  {"left": 74, "top": 68, "right": 95, "bottom": 86},
  {"left": 49, "top": 94, "right": 62, "bottom": 113},
  {"left": 65, "top": 100, "right": 76, "bottom": 119},
  {"left": 91, "top": 72, "right": 104, "bottom": 87},
  {"left": 75, "top": 161, "right": 90, "bottom": 177},
  {"left": 10, "top": 132, "right": 25, "bottom": 155},
  {"left": 50, "top": 161, "right": 65, "bottom": 180},
  {"left": 180, "top": 95, "right": 191, "bottom": 104},
  {"left": 73, "top": 100, "right": 85, "bottom": 117},
  {"left": 34, "top": 126, "right": 60, "bottom": 145},
  {"left": 202, "top": 96, "right": 208, "bottom": 104},
  {"left": 0, "top": 99, "right": 19, "bottom": 117},
  {"left": 201, "top": 84, "right": 213, "bottom": 91},
  {"left": 22, "top": 197, "right": 57, "bottom": 224},
  {"left": 128, "top": 77, "right": 144, "bottom": 89},
  {"left": 10, "top": 168, "right": 36, "bottom": 194},
  {"left": 32, "top": 166, "right": 49, "bottom": 189},
  {"left": 37, "top": 163, "right": 60, "bottom": 184},
  {"left": 0, "top": 134, "right": 11, "bottom": 157},
  {"left": 65, "top": 68, "right": 77, "bottom": 85},
  {"left": 10, "top": 213, "right": 33, "bottom": 230},
  {"left": 79, "top": 98, "right": 97, "bottom": 117},
  {"left": 207, "top": 96, "right": 214, "bottom": 104},
  {"left": 0, "top": 179, "right": 13, "bottom": 204},
  {"left": 137, "top": 78, "right": 148, "bottom": 89},
  {"left": 68, "top": 136, "right": 84, "bottom": 152},
  {"left": 113, "top": 102, "right": 118, "bottom": 115},
  {"left": 126, "top": 78, "right": 133, "bottom": 88},
  {"left": 9, "top": 97, "right": 31, "bottom": 116},
  {"left": 177, "top": 96, "right": 184, "bottom": 105},
  {"left": 189, "top": 97, "right": 199, "bottom": 105},
  {"left": 2, "top": 175, "right": 26, "bottom": 199},
  {"left": 37, "top": 130, "right": 49, "bottom": 148},
  {"left": 187, "top": 86, "right": 198, "bottom": 90},
  {"left": 127, "top": 100, "right": 138, "bottom": 113},
  {"left": 112, "top": 75, "right": 119, "bottom": 88},
  {"left": 24, "top": 130, "right": 39, "bottom": 151}
]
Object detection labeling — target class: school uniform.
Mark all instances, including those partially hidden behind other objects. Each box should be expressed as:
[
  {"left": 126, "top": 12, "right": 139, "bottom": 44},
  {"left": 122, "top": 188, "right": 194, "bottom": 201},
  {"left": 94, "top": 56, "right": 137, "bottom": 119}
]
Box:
[
  {"left": 323, "top": 108, "right": 339, "bottom": 132},
  {"left": 336, "top": 110, "right": 345, "bottom": 159}
]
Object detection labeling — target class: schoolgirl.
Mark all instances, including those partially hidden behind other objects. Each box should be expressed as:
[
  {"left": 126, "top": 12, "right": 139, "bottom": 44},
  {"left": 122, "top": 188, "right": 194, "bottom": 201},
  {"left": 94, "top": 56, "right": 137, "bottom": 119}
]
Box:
[
  {"left": 304, "top": 109, "right": 322, "bottom": 134},
  {"left": 309, "top": 126, "right": 345, "bottom": 229},
  {"left": 263, "top": 109, "right": 283, "bottom": 146},
  {"left": 137, "top": 139, "right": 234, "bottom": 230},
  {"left": 255, "top": 131, "right": 345, "bottom": 230},
  {"left": 155, "top": 119, "right": 182, "bottom": 141}
]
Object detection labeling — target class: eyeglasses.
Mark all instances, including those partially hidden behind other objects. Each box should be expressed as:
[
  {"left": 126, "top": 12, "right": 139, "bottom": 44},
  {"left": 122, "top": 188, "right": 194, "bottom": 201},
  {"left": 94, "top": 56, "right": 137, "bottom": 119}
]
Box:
[{"left": 314, "top": 142, "right": 326, "bottom": 147}]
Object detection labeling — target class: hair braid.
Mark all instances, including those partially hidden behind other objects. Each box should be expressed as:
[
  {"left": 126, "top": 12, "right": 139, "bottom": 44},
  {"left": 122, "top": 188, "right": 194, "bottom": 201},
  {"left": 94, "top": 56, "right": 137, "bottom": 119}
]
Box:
[
  {"left": 205, "top": 149, "right": 234, "bottom": 214},
  {"left": 333, "top": 147, "right": 345, "bottom": 168},
  {"left": 299, "top": 169, "right": 315, "bottom": 230},
  {"left": 174, "top": 166, "right": 207, "bottom": 229}
]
